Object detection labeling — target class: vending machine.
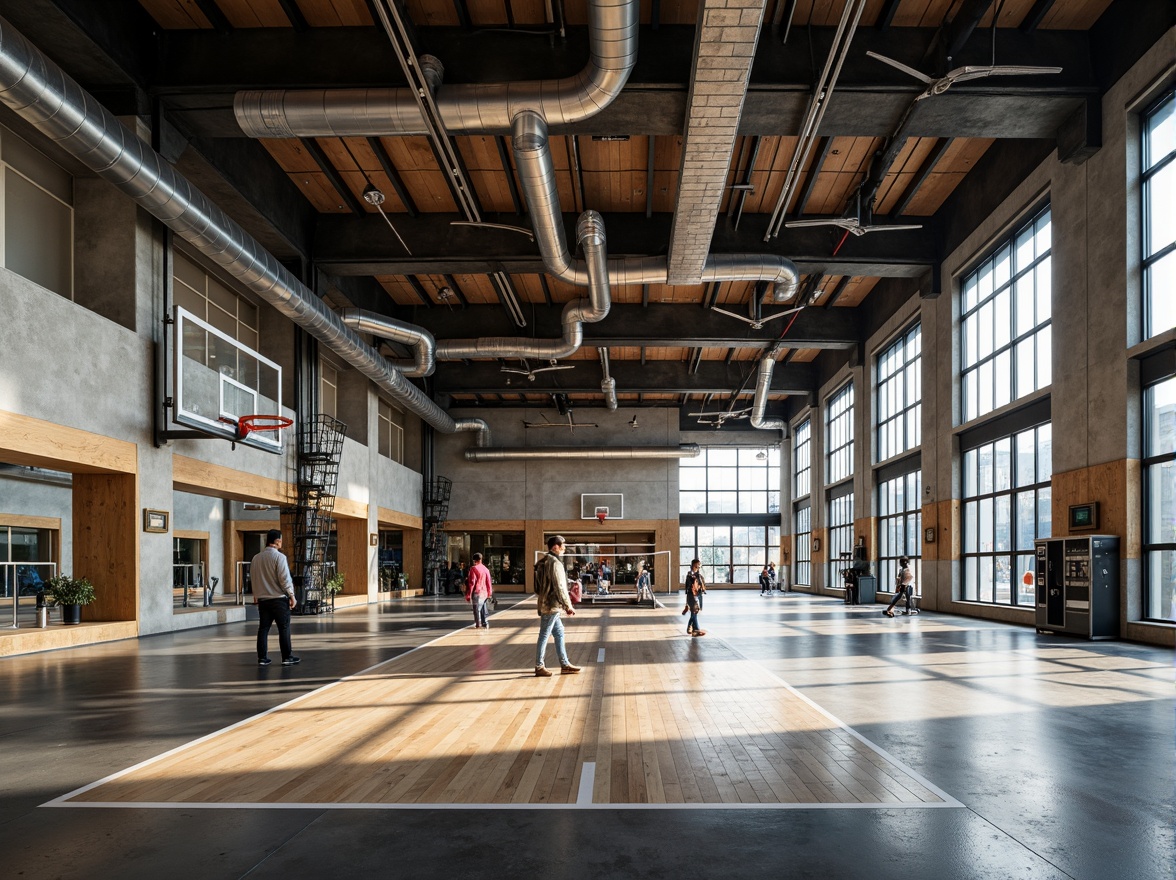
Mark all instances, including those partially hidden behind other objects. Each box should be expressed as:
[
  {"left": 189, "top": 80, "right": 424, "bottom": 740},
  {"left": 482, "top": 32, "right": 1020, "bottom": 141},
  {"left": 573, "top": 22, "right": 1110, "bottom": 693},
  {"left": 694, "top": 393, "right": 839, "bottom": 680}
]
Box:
[{"left": 1034, "top": 535, "right": 1120, "bottom": 639}]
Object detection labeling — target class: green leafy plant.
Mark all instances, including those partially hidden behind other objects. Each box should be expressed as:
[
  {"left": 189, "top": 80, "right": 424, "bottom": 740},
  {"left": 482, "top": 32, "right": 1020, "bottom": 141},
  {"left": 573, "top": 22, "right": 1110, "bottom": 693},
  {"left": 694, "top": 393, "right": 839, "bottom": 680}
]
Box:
[
  {"left": 324, "top": 572, "right": 345, "bottom": 595},
  {"left": 44, "top": 574, "right": 96, "bottom": 606}
]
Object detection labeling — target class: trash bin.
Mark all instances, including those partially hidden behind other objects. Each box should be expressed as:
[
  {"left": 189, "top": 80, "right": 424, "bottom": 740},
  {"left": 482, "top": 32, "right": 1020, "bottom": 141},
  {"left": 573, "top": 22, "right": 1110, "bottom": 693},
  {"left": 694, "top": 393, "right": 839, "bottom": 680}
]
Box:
[{"left": 36, "top": 606, "right": 49, "bottom": 628}]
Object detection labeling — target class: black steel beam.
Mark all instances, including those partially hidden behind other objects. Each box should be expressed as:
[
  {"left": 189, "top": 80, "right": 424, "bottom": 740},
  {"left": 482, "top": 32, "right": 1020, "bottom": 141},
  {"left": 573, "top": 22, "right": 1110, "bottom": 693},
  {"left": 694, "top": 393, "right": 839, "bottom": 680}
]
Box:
[
  {"left": 407, "top": 276, "right": 434, "bottom": 307},
  {"left": 406, "top": 303, "right": 858, "bottom": 350},
  {"left": 366, "top": 137, "right": 419, "bottom": 217},
  {"left": 1019, "top": 0, "right": 1058, "bottom": 33},
  {"left": 428, "top": 360, "right": 821, "bottom": 396},
  {"left": 792, "top": 136, "right": 831, "bottom": 218},
  {"left": 442, "top": 274, "right": 470, "bottom": 308},
  {"left": 822, "top": 276, "right": 852, "bottom": 309},
  {"left": 496, "top": 136, "right": 524, "bottom": 215},
  {"left": 313, "top": 212, "right": 938, "bottom": 278},
  {"left": 876, "top": 0, "right": 902, "bottom": 30},
  {"left": 890, "top": 137, "right": 954, "bottom": 218},
  {"left": 193, "top": 0, "right": 233, "bottom": 33},
  {"left": 154, "top": 26, "right": 1096, "bottom": 140},
  {"left": 276, "top": 0, "right": 309, "bottom": 31},
  {"left": 300, "top": 138, "right": 366, "bottom": 215}
]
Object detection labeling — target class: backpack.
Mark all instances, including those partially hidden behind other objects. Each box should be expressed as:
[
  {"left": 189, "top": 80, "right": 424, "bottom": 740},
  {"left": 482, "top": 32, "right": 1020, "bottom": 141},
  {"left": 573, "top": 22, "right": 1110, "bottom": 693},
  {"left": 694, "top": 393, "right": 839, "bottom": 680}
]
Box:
[{"left": 533, "top": 555, "right": 551, "bottom": 594}]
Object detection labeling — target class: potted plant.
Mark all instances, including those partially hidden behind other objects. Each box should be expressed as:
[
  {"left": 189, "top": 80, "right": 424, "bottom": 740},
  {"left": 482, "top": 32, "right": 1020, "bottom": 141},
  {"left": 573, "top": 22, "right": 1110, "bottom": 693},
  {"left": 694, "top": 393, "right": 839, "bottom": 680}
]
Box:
[
  {"left": 324, "top": 572, "right": 345, "bottom": 596},
  {"left": 45, "top": 574, "right": 95, "bottom": 625}
]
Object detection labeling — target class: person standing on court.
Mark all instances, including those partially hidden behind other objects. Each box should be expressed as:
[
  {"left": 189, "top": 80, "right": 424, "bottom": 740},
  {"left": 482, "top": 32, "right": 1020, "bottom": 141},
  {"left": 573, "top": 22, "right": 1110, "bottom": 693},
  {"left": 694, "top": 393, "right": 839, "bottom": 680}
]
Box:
[
  {"left": 533, "top": 535, "right": 581, "bottom": 677},
  {"left": 684, "top": 558, "right": 706, "bottom": 637},
  {"left": 883, "top": 556, "right": 917, "bottom": 617},
  {"left": 252, "top": 529, "right": 299, "bottom": 666},
  {"left": 759, "top": 564, "right": 772, "bottom": 596},
  {"left": 465, "top": 552, "right": 494, "bottom": 628}
]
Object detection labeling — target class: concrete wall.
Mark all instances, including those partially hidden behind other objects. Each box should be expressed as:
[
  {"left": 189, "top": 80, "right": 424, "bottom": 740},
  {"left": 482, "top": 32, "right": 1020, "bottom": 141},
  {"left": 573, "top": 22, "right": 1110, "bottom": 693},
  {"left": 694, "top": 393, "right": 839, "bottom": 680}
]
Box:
[{"left": 438, "top": 407, "right": 681, "bottom": 522}]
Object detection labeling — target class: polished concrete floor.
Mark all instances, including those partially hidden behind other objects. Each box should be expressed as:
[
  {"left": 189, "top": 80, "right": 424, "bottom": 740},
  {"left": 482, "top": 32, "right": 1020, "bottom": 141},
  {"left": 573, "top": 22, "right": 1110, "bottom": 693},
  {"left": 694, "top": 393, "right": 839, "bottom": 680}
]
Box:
[{"left": 1, "top": 592, "right": 1170, "bottom": 879}]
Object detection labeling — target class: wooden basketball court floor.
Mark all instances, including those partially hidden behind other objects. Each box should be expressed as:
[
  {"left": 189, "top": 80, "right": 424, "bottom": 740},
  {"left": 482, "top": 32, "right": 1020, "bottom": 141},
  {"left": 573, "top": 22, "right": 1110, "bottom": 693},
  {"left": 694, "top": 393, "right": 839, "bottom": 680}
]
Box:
[{"left": 48, "top": 600, "right": 960, "bottom": 811}]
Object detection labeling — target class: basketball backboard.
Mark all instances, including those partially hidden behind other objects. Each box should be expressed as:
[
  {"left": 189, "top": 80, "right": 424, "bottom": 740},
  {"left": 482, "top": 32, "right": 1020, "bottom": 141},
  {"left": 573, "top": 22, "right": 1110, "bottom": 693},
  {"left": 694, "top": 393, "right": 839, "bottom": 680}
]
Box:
[
  {"left": 172, "top": 306, "right": 285, "bottom": 452},
  {"left": 581, "top": 493, "right": 623, "bottom": 519}
]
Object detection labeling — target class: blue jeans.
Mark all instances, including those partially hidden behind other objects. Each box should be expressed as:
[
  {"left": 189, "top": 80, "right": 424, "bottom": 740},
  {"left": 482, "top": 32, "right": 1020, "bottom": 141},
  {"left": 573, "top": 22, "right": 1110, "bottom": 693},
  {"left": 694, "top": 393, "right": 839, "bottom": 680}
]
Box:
[
  {"left": 536, "top": 612, "right": 570, "bottom": 668},
  {"left": 473, "top": 595, "right": 490, "bottom": 626},
  {"left": 687, "top": 602, "right": 700, "bottom": 633},
  {"left": 257, "top": 597, "right": 292, "bottom": 660}
]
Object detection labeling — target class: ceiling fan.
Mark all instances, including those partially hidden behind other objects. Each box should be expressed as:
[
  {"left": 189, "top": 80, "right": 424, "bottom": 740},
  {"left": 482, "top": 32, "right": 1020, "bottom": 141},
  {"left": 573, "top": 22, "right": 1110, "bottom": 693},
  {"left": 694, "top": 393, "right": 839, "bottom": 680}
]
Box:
[
  {"left": 866, "top": 50, "right": 1062, "bottom": 101},
  {"left": 500, "top": 358, "right": 576, "bottom": 383},
  {"left": 711, "top": 303, "right": 805, "bottom": 330},
  {"left": 784, "top": 190, "right": 923, "bottom": 237},
  {"left": 688, "top": 407, "right": 752, "bottom": 428}
]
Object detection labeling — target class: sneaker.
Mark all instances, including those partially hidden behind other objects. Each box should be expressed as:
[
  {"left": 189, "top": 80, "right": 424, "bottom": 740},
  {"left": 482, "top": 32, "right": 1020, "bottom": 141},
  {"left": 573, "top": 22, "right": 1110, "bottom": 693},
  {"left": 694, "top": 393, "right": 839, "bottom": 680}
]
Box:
[
  {"left": 535, "top": 666, "right": 552, "bottom": 677},
  {"left": 560, "top": 664, "right": 581, "bottom": 674},
  {"left": 282, "top": 656, "right": 301, "bottom": 665},
  {"left": 258, "top": 657, "right": 272, "bottom": 666}
]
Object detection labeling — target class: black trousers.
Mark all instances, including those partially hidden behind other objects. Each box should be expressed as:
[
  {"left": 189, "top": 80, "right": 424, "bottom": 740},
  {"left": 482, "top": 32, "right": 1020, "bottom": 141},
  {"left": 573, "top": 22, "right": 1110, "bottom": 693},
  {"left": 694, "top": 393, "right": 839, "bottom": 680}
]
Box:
[
  {"left": 884, "top": 585, "right": 914, "bottom": 613},
  {"left": 257, "top": 597, "right": 292, "bottom": 660}
]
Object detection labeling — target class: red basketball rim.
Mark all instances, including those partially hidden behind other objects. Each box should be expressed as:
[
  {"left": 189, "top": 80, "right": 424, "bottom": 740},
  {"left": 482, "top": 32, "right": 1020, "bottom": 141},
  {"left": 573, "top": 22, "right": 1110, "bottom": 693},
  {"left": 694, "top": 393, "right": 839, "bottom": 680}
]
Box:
[{"left": 236, "top": 414, "right": 293, "bottom": 439}]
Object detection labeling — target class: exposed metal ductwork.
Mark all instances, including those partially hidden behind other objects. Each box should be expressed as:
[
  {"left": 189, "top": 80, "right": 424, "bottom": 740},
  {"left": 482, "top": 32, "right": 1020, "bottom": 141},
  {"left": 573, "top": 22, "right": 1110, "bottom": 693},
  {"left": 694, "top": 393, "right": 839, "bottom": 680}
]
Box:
[
  {"left": 435, "top": 211, "right": 611, "bottom": 361},
  {"left": 340, "top": 309, "right": 435, "bottom": 377},
  {"left": 749, "top": 358, "right": 788, "bottom": 432},
  {"left": 510, "top": 112, "right": 801, "bottom": 303},
  {"left": 599, "top": 349, "right": 617, "bottom": 410},
  {"left": 234, "top": 0, "right": 639, "bottom": 138},
  {"left": 0, "top": 14, "right": 489, "bottom": 447},
  {"left": 465, "top": 445, "right": 700, "bottom": 462}
]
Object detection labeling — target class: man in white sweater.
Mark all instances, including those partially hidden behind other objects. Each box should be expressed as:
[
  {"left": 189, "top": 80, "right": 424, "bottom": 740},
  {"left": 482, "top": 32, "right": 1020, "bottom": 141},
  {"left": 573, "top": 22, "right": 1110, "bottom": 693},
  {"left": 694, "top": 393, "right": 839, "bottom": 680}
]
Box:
[{"left": 252, "top": 529, "right": 299, "bottom": 666}]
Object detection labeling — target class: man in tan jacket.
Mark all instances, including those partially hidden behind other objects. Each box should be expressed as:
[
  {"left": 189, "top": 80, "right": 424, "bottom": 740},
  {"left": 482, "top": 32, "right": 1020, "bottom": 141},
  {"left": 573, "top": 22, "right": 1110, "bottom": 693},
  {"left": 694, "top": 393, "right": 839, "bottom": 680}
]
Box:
[{"left": 533, "top": 535, "right": 581, "bottom": 677}]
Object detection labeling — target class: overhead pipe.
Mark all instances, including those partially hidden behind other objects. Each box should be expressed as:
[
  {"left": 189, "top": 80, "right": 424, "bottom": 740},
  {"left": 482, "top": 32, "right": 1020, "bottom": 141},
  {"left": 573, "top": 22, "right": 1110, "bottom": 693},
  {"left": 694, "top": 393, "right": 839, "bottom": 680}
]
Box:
[
  {"left": 340, "top": 309, "right": 435, "bottom": 377},
  {"left": 510, "top": 112, "right": 801, "bottom": 303},
  {"left": 0, "top": 14, "right": 489, "bottom": 447},
  {"left": 750, "top": 358, "right": 788, "bottom": 432},
  {"left": 435, "top": 211, "right": 610, "bottom": 361},
  {"left": 465, "top": 445, "right": 700, "bottom": 461},
  {"left": 234, "top": 0, "right": 640, "bottom": 137},
  {"left": 599, "top": 348, "right": 617, "bottom": 410}
]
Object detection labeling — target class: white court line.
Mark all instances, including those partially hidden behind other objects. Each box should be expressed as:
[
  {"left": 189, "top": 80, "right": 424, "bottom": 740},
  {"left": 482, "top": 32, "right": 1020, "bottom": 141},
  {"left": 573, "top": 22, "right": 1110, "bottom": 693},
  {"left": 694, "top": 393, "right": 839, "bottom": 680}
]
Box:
[
  {"left": 45, "top": 599, "right": 961, "bottom": 811},
  {"left": 597, "top": 648, "right": 606, "bottom": 663},
  {"left": 576, "top": 762, "right": 596, "bottom": 805}
]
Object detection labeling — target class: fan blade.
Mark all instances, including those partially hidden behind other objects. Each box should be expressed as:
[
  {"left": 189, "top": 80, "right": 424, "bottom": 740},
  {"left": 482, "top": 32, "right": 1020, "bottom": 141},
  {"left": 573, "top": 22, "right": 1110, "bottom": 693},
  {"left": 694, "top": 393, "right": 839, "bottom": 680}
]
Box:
[
  {"left": 757, "top": 306, "right": 805, "bottom": 323},
  {"left": 857, "top": 223, "right": 924, "bottom": 235},
  {"left": 710, "top": 307, "right": 757, "bottom": 325},
  {"left": 783, "top": 218, "right": 857, "bottom": 231},
  {"left": 866, "top": 51, "right": 935, "bottom": 85},
  {"left": 946, "top": 65, "right": 1062, "bottom": 85}
]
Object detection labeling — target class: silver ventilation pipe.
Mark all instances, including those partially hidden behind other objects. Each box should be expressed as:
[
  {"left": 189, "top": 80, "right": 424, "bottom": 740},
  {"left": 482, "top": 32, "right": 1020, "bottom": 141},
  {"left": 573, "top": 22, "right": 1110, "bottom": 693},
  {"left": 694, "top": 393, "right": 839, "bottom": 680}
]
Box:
[
  {"left": 510, "top": 112, "right": 801, "bottom": 303},
  {"left": 750, "top": 358, "right": 787, "bottom": 432},
  {"left": 340, "top": 309, "right": 435, "bottom": 377},
  {"left": 435, "top": 211, "right": 609, "bottom": 361},
  {"left": 234, "top": 0, "right": 639, "bottom": 138},
  {"left": 0, "top": 14, "right": 489, "bottom": 446},
  {"left": 599, "top": 349, "right": 617, "bottom": 410},
  {"left": 465, "top": 445, "right": 700, "bottom": 462}
]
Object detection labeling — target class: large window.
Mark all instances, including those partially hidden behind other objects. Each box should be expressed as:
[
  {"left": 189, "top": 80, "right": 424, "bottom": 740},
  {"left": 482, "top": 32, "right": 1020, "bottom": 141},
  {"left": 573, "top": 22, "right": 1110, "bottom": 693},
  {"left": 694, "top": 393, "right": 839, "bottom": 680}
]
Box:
[
  {"left": 1144, "top": 376, "right": 1175, "bottom": 621},
  {"left": 679, "top": 524, "right": 781, "bottom": 586},
  {"left": 1143, "top": 89, "right": 1175, "bottom": 340},
  {"left": 173, "top": 252, "right": 259, "bottom": 350},
  {"left": 1, "top": 126, "right": 73, "bottom": 298},
  {"left": 961, "top": 206, "right": 1052, "bottom": 423},
  {"left": 794, "top": 419, "right": 811, "bottom": 499},
  {"left": 679, "top": 447, "right": 781, "bottom": 514},
  {"left": 878, "top": 471, "right": 921, "bottom": 592},
  {"left": 794, "top": 505, "right": 811, "bottom": 586},
  {"left": 877, "top": 324, "right": 922, "bottom": 461},
  {"left": 962, "top": 424, "right": 1051, "bottom": 606},
  {"left": 377, "top": 398, "right": 404, "bottom": 463},
  {"left": 826, "top": 490, "right": 854, "bottom": 586},
  {"left": 825, "top": 383, "right": 854, "bottom": 484}
]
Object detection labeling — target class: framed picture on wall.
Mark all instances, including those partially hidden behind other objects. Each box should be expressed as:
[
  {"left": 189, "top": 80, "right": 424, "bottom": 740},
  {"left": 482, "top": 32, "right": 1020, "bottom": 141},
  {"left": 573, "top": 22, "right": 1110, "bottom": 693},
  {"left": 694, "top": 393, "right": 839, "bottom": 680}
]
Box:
[
  {"left": 1068, "top": 502, "right": 1099, "bottom": 531},
  {"left": 143, "top": 509, "right": 169, "bottom": 533}
]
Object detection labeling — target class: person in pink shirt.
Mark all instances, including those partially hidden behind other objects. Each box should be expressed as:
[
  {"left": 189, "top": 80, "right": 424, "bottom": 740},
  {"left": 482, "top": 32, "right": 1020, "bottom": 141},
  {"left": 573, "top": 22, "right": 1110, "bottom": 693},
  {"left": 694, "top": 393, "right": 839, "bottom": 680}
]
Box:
[{"left": 464, "top": 552, "right": 494, "bottom": 628}]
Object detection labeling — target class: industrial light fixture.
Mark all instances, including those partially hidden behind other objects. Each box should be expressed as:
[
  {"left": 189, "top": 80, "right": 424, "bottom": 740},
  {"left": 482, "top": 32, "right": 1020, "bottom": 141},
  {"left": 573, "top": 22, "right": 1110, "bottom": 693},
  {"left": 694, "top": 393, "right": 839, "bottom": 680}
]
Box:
[{"left": 756, "top": 449, "right": 767, "bottom": 461}]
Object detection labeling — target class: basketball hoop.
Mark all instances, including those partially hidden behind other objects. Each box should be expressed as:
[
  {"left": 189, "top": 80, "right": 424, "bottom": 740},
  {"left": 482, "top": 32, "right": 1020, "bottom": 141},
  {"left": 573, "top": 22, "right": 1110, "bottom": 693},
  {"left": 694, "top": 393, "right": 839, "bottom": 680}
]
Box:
[
  {"left": 236, "top": 414, "right": 293, "bottom": 440},
  {"left": 596, "top": 511, "right": 608, "bottom": 525}
]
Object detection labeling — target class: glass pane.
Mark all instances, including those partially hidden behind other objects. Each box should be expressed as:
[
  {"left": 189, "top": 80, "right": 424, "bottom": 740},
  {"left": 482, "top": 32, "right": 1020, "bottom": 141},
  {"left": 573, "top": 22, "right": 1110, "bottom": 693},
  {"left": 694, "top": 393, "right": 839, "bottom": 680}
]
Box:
[
  {"left": 994, "top": 288, "right": 1011, "bottom": 349},
  {"left": 1015, "top": 430, "right": 1035, "bottom": 488},
  {"left": 994, "top": 437, "right": 1012, "bottom": 491},
  {"left": 710, "top": 467, "right": 737, "bottom": 490},
  {"left": 1036, "top": 262, "right": 1052, "bottom": 325},
  {"left": 1147, "top": 251, "right": 1176, "bottom": 338},
  {"left": 680, "top": 468, "right": 706, "bottom": 490},
  {"left": 979, "top": 556, "right": 994, "bottom": 602},
  {"left": 978, "top": 300, "right": 994, "bottom": 359},
  {"left": 709, "top": 448, "right": 737, "bottom": 466},
  {"left": 964, "top": 556, "right": 978, "bottom": 600},
  {"left": 994, "top": 349, "right": 1012, "bottom": 409},
  {"left": 739, "top": 493, "right": 767, "bottom": 513},
  {"left": 1037, "top": 327, "right": 1052, "bottom": 389},
  {"left": 994, "top": 495, "right": 1011, "bottom": 552},
  {"left": 964, "top": 500, "right": 978, "bottom": 552},
  {"left": 5, "top": 168, "right": 73, "bottom": 297},
  {"left": 712, "top": 492, "right": 737, "bottom": 513},
  {"left": 979, "top": 360, "right": 994, "bottom": 416},
  {"left": 739, "top": 468, "right": 767, "bottom": 491},
  {"left": 963, "top": 313, "right": 977, "bottom": 368},
  {"left": 964, "top": 448, "right": 977, "bottom": 496},
  {"left": 1146, "top": 550, "right": 1176, "bottom": 621},
  {"left": 680, "top": 492, "right": 706, "bottom": 513},
  {"left": 979, "top": 497, "right": 993, "bottom": 551},
  {"left": 1016, "top": 491, "right": 1036, "bottom": 550},
  {"left": 1037, "top": 487, "right": 1052, "bottom": 538},
  {"left": 748, "top": 527, "right": 766, "bottom": 545},
  {"left": 1015, "top": 272, "right": 1036, "bottom": 336},
  {"left": 995, "top": 557, "right": 1012, "bottom": 604},
  {"left": 978, "top": 443, "right": 994, "bottom": 494},
  {"left": 1015, "top": 337, "right": 1036, "bottom": 399},
  {"left": 1037, "top": 424, "right": 1053, "bottom": 482},
  {"left": 1015, "top": 224, "right": 1035, "bottom": 269},
  {"left": 680, "top": 526, "right": 694, "bottom": 546},
  {"left": 1146, "top": 376, "right": 1176, "bottom": 456},
  {"left": 1146, "top": 160, "right": 1176, "bottom": 258},
  {"left": 1016, "top": 553, "right": 1035, "bottom": 605},
  {"left": 1147, "top": 461, "right": 1176, "bottom": 544}
]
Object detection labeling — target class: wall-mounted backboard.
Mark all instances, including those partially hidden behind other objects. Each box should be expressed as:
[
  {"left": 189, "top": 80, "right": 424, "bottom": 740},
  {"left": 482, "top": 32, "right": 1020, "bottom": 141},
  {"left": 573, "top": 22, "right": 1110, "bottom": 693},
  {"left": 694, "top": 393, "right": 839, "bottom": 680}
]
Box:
[{"left": 172, "top": 306, "right": 284, "bottom": 452}]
